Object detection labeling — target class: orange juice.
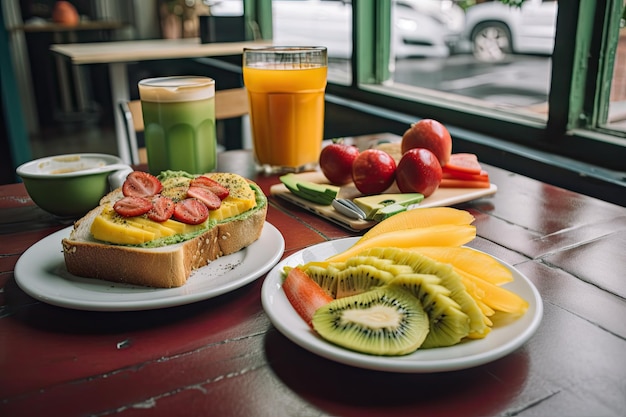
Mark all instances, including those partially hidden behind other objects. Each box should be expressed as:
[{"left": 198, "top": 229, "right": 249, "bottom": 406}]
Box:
[{"left": 243, "top": 63, "right": 327, "bottom": 170}]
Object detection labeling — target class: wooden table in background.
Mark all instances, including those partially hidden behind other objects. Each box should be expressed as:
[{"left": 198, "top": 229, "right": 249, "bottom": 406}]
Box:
[
  {"left": 51, "top": 38, "right": 270, "bottom": 163},
  {"left": 1, "top": 139, "right": 625, "bottom": 416}
]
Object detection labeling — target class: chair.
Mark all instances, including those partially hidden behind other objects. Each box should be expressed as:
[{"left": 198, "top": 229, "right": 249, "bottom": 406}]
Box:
[{"left": 119, "top": 87, "right": 249, "bottom": 165}]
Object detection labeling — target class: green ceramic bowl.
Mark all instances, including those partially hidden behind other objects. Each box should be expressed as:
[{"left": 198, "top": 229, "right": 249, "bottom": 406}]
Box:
[{"left": 16, "top": 153, "right": 132, "bottom": 218}]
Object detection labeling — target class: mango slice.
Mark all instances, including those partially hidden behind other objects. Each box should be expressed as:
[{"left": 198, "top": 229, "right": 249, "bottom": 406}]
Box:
[
  {"left": 456, "top": 269, "right": 529, "bottom": 315},
  {"left": 359, "top": 207, "right": 475, "bottom": 243},
  {"left": 406, "top": 246, "right": 526, "bottom": 316},
  {"left": 91, "top": 213, "right": 156, "bottom": 245},
  {"left": 325, "top": 224, "right": 476, "bottom": 263},
  {"left": 91, "top": 206, "right": 208, "bottom": 245},
  {"left": 408, "top": 246, "right": 514, "bottom": 286},
  {"left": 209, "top": 196, "right": 256, "bottom": 221},
  {"left": 206, "top": 173, "right": 257, "bottom": 221}
]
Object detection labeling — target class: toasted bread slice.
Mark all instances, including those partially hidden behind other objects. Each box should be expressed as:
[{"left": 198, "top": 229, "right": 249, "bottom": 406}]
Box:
[{"left": 62, "top": 177, "right": 267, "bottom": 288}]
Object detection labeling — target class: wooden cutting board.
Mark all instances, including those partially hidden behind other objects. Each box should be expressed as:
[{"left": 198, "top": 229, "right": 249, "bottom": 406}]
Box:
[{"left": 270, "top": 171, "right": 497, "bottom": 231}]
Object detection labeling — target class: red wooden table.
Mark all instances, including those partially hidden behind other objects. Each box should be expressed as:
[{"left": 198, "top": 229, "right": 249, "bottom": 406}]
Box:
[{"left": 1, "top": 141, "right": 625, "bottom": 417}]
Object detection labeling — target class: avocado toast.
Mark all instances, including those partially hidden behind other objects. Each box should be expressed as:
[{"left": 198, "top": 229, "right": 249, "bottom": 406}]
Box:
[{"left": 62, "top": 171, "right": 267, "bottom": 288}]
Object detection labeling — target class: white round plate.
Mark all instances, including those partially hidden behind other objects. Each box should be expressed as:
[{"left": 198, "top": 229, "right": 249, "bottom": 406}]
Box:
[
  {"left": 15, "top": 222, "right": 284, "bottom": 311},
  {"left": 261, "top": 238, "right": 543, "bottom": 373}
]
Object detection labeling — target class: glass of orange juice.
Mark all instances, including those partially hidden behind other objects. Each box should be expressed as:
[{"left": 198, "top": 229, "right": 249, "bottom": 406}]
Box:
[{"left": 243, "top": 47, "right": 327, "bottom": 173}]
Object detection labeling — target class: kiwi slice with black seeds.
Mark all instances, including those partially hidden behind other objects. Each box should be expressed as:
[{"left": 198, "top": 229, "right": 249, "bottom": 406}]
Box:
[
  {"left": 335, "top": 265, "right": 395, "bottom": 299},
  {"left": 388, "top": 274, "right": 470, "bottom": 348},
  {"left": 303, "top": 263, "right": 394, "bottom": 299},
  {"left": 361, "top": 247, "right": 488, "bottom": 339},
  {"left": 312, "top": 286, "right": 429, "bottom": 356},
  {"left": 305, "top": 264, "right": 341, "bottom": 298}
]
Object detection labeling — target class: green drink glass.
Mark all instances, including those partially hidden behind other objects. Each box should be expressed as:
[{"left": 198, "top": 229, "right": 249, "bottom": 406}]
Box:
[{"left": 138, "top": 76, "right": 217, "bottom": 175}]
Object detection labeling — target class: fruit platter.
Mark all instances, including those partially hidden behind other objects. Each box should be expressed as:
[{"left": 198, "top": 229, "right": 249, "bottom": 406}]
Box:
[
  {"left": 261, "top": 208, "right": 543, "bottom": 372},
  {"left": 270, "top": 121, "right": 497, "bottom": 231}
]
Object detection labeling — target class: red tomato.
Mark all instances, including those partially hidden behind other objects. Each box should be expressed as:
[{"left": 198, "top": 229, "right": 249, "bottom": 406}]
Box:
[
  {"left": 190, "top": 176, "right": 230, "bottom": 200},
  {"left": 113, "top": 196, "right": 152, "bottom": 217},
  {"left": 173, "top": 198, "right": 209, "bottom": 225},
  {"left": 395, "top": 148, "right": 443, "bottom": 197},
  {"left": 401, "top": 119, "right": 452, "bottom": 167},
  {"left": 319, "top": 142, "right": 360, "bottom": 185},
  {"left": 352, "top": 149, "right": 396, "bottom": 195},
  {"left": 147, "top": 194, "right": 175, "bottom": 222},
  {"left": 122, "top": 171, "right": 163, "bottom": 198},
  {"left": 187, "top": 186, "right": 222, "bottom": 210}
]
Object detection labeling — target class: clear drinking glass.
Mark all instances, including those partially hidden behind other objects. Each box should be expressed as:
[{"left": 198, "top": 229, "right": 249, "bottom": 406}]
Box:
[
  {"left": 138, "top": 76, "right": 217, "bottom": 175},
  {"left": 243, "top": 46, "right": 328, "bottom": 173}
]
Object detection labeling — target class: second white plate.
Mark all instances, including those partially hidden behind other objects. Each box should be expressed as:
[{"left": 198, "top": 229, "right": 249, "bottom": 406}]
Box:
[{"left": 261, "top": 238, "right": 543, "bottom": 373}]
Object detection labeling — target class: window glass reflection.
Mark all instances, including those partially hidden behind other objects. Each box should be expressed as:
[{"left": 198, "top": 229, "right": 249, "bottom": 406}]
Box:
[
  {"left": 269, "top": 0, "right": 626, "bottom": 135},
  {"left": 607, "top": 5, "right": 626, "bottom": 132},
  {"left": 272, "top": 0, "right": 353, "bottom": 85},
  {"left": 388, "top": 0, "right": 556, "bottom": 121}
]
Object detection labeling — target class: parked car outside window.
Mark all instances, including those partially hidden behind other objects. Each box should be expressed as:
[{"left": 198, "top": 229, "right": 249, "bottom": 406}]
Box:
[
  {"left": 461, "top": 0, "right": 558, "bottom": 62},
  {"left": 272, "top": 0, "right": 465, "bottom": 59},
  {"left": 393, "top": 0, "right": 465, "bottom": 58}
]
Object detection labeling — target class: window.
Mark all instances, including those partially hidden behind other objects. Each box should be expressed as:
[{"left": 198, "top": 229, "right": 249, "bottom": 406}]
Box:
[
  {"left": 357, "top": 0, "right": 626, "bottom": 180},
  {"left": 271, "top": 0, "right": 353, "bottom": 84},
  {"left": 602, "top": 2, "right": 626, "bottom": 132},
  {"left": 254, "top": 0, "right": 626, "bottom": 202},
  {"left": 390, "top": 0, "right": 556, "bottom": 123}
]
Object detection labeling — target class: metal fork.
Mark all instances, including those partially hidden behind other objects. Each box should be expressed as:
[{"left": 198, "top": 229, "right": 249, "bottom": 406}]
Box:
[{"left": 332, "top": 198, "right": 367, "bottom": 220}]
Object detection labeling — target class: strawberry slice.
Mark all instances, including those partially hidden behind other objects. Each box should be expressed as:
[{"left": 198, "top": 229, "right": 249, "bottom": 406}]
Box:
[
  {"left": 114, "top": 196, "right": 152, "bottom": 217},
  {"left": 147, "top": 194, "right": 175, "bottom": 222},
  {"left": 443, "top": 153, "right": 483, "bottom": 175},
  {"left": 122, "top": 171, "right": 163, "bottom": 198},
  {"left": 441, "top": 154, "right": 490, "bottom": 188},
  {"left": 187, "top": 186, "right": 222, "bottom": 210},
  {"left": 190, "top": 176, "right": 230, "bottom": 200},
  {"left": 282, "top": 267, "right": 333, "bottom": 328},
  {"left": 440, "top": 178, "right": 491, "bottom": 188},
  {"left": 442, "top": 169, "right": 489, "bottom": 182},
  {"left": 173, "top": 198, "right": 209, "bottom": 225}
]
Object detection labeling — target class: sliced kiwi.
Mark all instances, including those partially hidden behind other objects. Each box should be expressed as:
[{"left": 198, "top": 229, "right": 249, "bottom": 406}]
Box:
[
  {"left": 312, "top": 286, "right": 429, "bottom": 356},
  {"left": 305, "top": 264, "right": 341, "bottom": 298},
  {"left": 335, "top": 265, "right": 394, "bottom": 299},
  {"left": 342, "top": 255, "right": 472, "bottom": 346},
  {"left": 303, "top": 247, "right": 488, "bottom": 349},
  {"left": 344, "top": 255, "right": 414, "bottom": 276},
  {"left": 390, "top": 273, "right": 450, "bottom": 308},
  {"left": 388, "top": 274, "right": 470, "bottom": 348},
  {"left": 302, "top": 262, "right": 394, "bottom": 299},
  {"left": 359, "top": 247, "right": 489, "bottom": 339},
  {"left": 425, "top": 294, "right": 471, "bottom": 348}
]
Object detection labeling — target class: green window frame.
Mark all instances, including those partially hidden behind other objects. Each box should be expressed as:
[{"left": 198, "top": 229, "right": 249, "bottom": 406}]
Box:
[{"left": 352, "top": 0, "right": 626, "bottom": 169}]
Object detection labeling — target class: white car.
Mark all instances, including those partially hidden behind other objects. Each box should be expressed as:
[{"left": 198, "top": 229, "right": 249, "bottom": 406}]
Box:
[
  {"left": 393, "top": 0, "right": 466, "bottom": 58},
  {"left": 463, "top": 0, "right": 558, "bottom": 62},
  {"left": 271, "top": 0, "right": 465, "bottom": 59}
]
